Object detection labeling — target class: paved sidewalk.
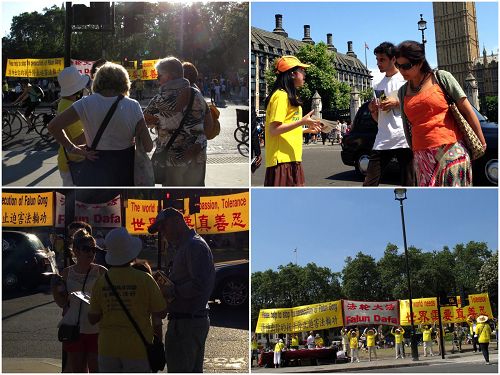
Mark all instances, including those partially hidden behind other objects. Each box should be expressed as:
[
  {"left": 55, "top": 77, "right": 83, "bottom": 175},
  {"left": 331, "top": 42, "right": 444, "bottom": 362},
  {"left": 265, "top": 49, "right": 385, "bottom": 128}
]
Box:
[{"left": 252, "top": 349, "right": 498, "bottom": 373}]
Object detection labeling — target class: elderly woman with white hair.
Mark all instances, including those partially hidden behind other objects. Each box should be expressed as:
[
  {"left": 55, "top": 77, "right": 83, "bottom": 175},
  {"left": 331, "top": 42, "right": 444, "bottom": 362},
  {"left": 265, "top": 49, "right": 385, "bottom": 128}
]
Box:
[
  {"left": 48, "top": 62, "right": 153, "bottom": 186},
  {"left": 144, "top": 56, "right": 208, "bottom": 186}
]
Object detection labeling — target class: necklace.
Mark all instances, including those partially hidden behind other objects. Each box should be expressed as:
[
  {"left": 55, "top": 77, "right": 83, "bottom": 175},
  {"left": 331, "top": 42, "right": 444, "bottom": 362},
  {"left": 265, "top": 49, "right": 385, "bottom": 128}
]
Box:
[{"left": 409, "top": 73, "right": 429, "bottom": 93}]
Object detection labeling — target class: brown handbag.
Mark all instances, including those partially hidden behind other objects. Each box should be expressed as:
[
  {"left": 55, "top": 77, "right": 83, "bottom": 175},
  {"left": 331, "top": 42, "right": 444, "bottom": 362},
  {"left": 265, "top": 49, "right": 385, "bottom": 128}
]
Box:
[{"left": 434, "top": 71, "right": 485, "bottom": 160}]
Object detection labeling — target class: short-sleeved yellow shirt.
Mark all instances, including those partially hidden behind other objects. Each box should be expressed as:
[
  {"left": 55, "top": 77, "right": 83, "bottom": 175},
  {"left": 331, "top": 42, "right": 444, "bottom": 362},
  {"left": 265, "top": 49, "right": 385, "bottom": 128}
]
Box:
[
  {"left": 265, "top": 89, "right": 303, "bottom": 167},
  {"left": 422, "top": 328, "right": 432, "bottom": 342},
  {"left": 89, "top": 267, "right": 167, "bottom": 360},
  {"left": 350, "top": 336, "right": 358, "bottom": 349},
  {"left": 366, "top": 332, "right": 376, "bottom": 347},
  {"left": 57, "top": 98, "right": 85, "bottom": 172}
]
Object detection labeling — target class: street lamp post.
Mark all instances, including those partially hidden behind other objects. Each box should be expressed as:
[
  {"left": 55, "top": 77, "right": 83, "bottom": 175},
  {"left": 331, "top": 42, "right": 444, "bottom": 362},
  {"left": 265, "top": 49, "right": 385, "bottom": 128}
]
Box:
[
  {"left": 418, "top": 14, "right": 427, "bottom": 52},
  {"left": 394, "top": 188, "right": 419, "bottom": 361}
]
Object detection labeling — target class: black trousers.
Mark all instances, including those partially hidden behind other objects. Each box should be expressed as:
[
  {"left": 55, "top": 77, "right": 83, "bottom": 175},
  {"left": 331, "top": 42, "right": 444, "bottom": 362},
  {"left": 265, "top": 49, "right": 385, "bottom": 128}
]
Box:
[
  {"left": 479, "top": 342, "right": 489, "bottom": 362},
  {"left": 363, "top": 148, "right": 415, "bottom": 187}
]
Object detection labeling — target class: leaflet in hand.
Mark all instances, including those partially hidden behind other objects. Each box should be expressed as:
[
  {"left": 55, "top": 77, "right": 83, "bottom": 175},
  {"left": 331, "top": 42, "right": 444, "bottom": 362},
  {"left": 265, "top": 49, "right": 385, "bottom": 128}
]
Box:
[
  {"left": 153, "top": 270, "right": 175, "bottom": 303},
  {"left": 313, "top": 118, "right": 338, "bottom": 133}
]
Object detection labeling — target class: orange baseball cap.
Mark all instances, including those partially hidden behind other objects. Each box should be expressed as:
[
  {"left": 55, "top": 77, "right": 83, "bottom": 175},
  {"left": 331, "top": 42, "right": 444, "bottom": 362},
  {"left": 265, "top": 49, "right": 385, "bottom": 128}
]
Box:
[{"left": 275, "top": 55, "right": 310, "bottom": 73}]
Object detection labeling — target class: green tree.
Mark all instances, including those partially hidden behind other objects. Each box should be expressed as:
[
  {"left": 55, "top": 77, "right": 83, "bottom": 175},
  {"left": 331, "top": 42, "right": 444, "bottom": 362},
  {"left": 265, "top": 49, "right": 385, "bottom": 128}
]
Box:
[
  {"left": 264, "top": 43, "right": 350, "bottom": 112},
  {"left": 342, "top": 252, "right": 382, "bottom": 300},
  {"left": 377, "top": 243, "right": 405, "bottom": 299},
  {"left": 476, "top": 252, "right": 498, "bottom": 315},
  {"left": 251, "top": 262, "right": 342, "bottom": 330},
  {"left": 360, "top": 87, "right": 374, "bottom": 103},
  {"left": 482, "top": 96, "right": 498, "bottom": 123},
  {"left": 453, "top": 241, "right": 493, "bottom": 294}
]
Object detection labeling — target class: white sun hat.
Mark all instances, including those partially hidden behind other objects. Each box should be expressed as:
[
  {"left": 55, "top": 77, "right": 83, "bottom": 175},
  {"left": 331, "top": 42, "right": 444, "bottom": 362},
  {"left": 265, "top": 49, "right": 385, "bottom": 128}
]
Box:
[
  {"left": 58, "top": 66, "right": 89, "bottom": 97},
  {"left": 105, "top": 227, "right": 142, "bottom": 266}
]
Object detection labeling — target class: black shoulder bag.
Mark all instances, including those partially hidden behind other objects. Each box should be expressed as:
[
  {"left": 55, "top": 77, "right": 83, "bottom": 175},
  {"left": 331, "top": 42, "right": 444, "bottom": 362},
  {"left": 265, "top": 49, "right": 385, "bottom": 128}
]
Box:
[
  {"left": 151, "top": 87, "right": 196, "bottom": 184},
  {"left": 66, "top": 95, "right": 135, "bottom": 186},
  {"left": 105, "top": 273, "right": 166, "bottom": 373},
  {"left": 58, "top": 267, "right": 91, "bottom": 342}
]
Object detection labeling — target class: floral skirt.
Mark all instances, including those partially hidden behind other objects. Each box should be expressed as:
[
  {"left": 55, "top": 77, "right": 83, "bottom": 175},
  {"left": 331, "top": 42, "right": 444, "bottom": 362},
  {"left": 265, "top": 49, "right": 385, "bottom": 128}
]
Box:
[{"left": 413, "top": 142, "right": 472, "bottom": 186}]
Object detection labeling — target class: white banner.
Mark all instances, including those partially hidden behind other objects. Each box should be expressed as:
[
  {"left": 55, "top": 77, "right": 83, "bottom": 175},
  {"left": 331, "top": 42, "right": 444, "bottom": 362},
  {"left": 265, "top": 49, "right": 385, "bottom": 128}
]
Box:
[
  {"left": 343, "top": 299, "right": 400, "bottom": 326},
  {"left": 74, "top": 195, "right": 122, "bottom": 228},
  {"left": 71, "top": 59, "right": 95, "bottom": 77},
  {"left": 55, "top": 192, "right": 66, "bottom": 228}
]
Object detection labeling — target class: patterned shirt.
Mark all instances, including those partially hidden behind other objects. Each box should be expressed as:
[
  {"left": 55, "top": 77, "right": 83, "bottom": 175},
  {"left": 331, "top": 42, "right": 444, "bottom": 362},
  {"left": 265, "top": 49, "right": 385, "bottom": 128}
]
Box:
[{"left": 144, "top": 78, "right": 207, "bottom": 167}]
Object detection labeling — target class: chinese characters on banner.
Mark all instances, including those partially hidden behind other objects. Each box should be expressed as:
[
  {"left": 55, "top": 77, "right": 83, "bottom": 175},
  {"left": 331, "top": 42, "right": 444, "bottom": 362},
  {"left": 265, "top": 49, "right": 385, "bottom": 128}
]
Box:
[
  {"left": 5, "top": 58, "right": 64, "bottom": 78},
  {"left": 343, "top": 299, "right": 400, "bottom": 326},
  {"left": 71, "top": 59, "right": 95, "bottom": 77},
  {"left": 125, "top": 199, "right": 158, "bottom": 235},
  {"left": 74, "top": 195, "right": 122, "bottom": 228},
  {"left": 139, "top": 59, "right": 160, "bottom": 81},
  {"left": 55, "top": 192, "right": 66, "bottom": 228},
  {"left": 2, "top": 192, "right": 53, "bottom": 227},
  {"left": 255, "top": 301, "right": 343, "bottom": 334},
  {"left": 399, "top": 293, "right": 493, "bottom": 325},
  {"left": 185, "top": 192, "right": 249, "bottom": 234}
]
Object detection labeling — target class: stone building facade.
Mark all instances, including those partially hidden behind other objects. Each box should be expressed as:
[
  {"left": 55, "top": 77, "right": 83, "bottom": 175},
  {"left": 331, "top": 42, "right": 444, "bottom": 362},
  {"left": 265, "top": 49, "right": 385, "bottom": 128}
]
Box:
[
  {"left": 433, "top": 2, "right": 479, "bottom": 90},
  {"left": 251, "top": 14, "right": 372, "bottom": 110},
  {"left": 473, "top": 48, "right": 498, "bottom": 101}
]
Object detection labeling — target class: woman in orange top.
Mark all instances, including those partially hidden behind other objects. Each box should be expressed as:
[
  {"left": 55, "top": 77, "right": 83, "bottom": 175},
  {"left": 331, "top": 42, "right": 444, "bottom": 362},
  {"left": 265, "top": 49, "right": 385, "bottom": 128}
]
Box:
[{"left": 395, "top": 41, "right": 486, "bottom": 186}]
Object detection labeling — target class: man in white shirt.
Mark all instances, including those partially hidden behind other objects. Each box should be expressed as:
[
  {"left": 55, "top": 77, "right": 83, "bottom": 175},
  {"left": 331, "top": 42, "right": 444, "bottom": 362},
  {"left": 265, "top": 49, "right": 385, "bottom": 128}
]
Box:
[
  {"left": 307, "top": 331, "right": 315, "bottom": 349},
  {"left": 364, "top": 42, "right": 414, "bottom": 186}
]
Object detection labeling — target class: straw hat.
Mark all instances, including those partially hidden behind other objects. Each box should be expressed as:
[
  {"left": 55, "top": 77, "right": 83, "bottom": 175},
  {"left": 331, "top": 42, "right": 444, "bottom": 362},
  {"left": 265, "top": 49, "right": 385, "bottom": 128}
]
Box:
[
  {"left": 477, "top": 315, "right": 489, "bottom": 323},
  {"left": 105, "top": 227, "right": 142, "bottom": 266},
  {"left": 58, "top": 66, "right": 89, "bottom": 97}
]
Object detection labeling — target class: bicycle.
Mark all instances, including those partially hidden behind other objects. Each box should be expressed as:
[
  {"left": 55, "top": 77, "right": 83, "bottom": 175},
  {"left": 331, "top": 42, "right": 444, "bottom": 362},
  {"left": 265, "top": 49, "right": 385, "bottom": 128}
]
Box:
[
  {"left": 2, "top": 105, "right": 53, "bottom": 140},
  {"left": 234, "top": 108, "right": 249, "bottom": 157}
]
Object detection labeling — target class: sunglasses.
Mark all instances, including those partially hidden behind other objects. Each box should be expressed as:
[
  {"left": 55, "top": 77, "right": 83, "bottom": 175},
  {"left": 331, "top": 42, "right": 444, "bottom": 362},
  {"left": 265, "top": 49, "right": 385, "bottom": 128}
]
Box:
[{"left": 395, "top": 61, "right": 415, "bottom": 71}]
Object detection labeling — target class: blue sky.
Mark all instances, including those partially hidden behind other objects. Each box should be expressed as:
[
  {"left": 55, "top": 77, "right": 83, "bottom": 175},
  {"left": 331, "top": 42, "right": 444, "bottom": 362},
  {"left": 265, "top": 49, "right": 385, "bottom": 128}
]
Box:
[
  {"left": 251, "top": 188, "right": 498, "bottom": 273},
  {"left": 252, "top": 1, "right": 499, "bottom": 84}
]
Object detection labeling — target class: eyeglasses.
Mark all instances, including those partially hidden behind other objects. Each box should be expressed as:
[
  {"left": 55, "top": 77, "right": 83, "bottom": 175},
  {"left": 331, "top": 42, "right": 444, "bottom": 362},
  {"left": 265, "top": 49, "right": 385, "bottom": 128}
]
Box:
[{"left": 395, "top": 61, "right": 415, "bottom": 71}]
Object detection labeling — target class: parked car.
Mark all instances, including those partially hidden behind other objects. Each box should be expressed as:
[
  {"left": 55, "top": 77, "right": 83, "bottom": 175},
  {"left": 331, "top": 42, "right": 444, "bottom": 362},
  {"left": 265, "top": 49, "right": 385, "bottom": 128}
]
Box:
[
  {"left": 341, "top": 101, "right": 498, "bottom": 186},
  {"left": 2, "top": 231, "right": 57, "bottom": 290},
  {"left": 211, "top": 259, "right": 248, "bottom": 308}
]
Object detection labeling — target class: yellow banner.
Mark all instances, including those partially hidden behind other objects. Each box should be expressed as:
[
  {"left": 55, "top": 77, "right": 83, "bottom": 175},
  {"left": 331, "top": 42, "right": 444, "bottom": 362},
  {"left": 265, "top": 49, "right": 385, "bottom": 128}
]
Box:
[
  {"left": 5, "top": 59, "right": 29, "bottom": 78},
  {"left": 139, "top": 59, "right": 160, "bottom": 80},
  {"left": 256, "top": 301, "right": 343, "bottom": 334},
  {"left": 399, "top": 293, "right": 493, "bottom": 325},
  {"left": 2, "top": 192, "right": 54, "bottom": 227},
  {"left": 5, "top": 58, "right": 64, "bottom": 78},
  {"left": 184, "top": 192, "right": 249, "bottom": 234},
  {"left": 125, "top": 199, "right": 159, "bottom": 235}
]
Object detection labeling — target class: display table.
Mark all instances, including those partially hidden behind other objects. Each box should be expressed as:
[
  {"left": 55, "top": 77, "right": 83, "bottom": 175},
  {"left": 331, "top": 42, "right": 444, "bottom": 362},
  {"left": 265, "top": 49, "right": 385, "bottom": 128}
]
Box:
[{"left": 259, "top": 347, "right": 338, "bottom": 367}]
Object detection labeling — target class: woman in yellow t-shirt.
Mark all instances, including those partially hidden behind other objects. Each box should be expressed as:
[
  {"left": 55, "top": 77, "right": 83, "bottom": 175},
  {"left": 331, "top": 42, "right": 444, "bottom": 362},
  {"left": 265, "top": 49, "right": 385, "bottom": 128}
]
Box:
[
  {"left": 264, "top": 55, "right": 322, "bottom": 186},
  {"left": 56, "top": 66, "right": 89, "bottom": 186},
  {"left": 363, "top": 328, "right": 378, "bottom": 361}
]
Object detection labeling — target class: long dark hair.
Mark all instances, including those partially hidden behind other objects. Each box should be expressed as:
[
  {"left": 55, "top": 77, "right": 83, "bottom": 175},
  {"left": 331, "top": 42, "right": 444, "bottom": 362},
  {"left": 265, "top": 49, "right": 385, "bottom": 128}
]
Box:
[
  {"left": 264, "top": 67, "right": 302, "bottom": 109},
  {"left": 395, "top": 40, "right": 432, "bottom": 74}
]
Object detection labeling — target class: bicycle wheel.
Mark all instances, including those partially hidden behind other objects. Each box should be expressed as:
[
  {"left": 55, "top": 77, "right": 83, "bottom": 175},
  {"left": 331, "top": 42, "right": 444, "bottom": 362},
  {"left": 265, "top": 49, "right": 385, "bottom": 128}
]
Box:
[
  {"left": 2, "top": 113, "right": 11, "bottom": 141},
  {"left": 9, "top": 112, "right": 23, "bottom": 137},
  {"left": 33, "top": 113, "right": 51, "bottom": 139},
  {"left": 234, "top": 126, "right": 249, "bottom": 157}
]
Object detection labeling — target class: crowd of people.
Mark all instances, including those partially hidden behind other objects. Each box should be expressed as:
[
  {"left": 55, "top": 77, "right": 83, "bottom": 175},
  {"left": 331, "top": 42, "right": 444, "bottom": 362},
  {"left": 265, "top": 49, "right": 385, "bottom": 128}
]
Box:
[
  {"left": 50, "top": 207, "right": 215, "bottom": 372},
  {"left": 260, "top": 40, "right": 487, "bottom": 187},
  {"left": 47, "top": 57, "right": 225, "bottom": 187},
  {"left": 253, "top": 318, "right": 496, "bottom": 368}
]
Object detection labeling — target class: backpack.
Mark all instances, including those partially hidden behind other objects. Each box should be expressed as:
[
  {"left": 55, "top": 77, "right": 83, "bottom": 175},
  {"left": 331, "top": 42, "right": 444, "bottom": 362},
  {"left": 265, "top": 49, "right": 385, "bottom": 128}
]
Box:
[{"left": 205, "top": 104, "right": 220, "bottom": 140}]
